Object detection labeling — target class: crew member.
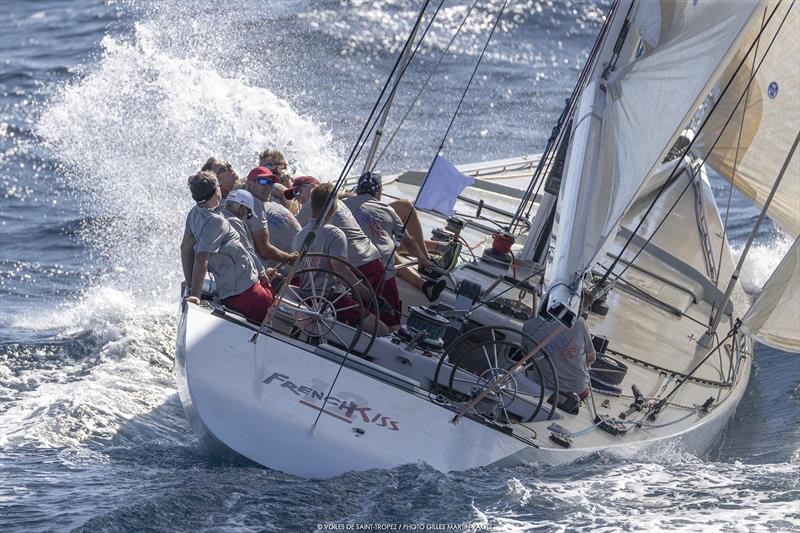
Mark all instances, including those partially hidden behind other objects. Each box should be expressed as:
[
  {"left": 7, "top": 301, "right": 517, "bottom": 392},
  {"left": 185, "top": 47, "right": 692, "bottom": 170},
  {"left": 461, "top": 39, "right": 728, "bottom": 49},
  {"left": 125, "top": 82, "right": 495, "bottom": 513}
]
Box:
[
  {"left": 245, "top": 166, "right": 300, "bottom": 270},
  {"left": 180, "top": 171, "right": 273, "bottom": 322},
  {"left": 343, "top": 171, "right": 445, "bottom": 303},
  {"left": 292, "top": 183, "right": 390, "bottom": 337}
]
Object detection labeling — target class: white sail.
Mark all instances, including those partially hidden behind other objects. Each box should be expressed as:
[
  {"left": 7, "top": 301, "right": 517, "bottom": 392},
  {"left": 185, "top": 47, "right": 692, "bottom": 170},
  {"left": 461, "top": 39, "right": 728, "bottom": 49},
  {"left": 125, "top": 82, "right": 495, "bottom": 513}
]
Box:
[
  {"left": 547, "top": 0, "right": 759, "bottom": 320},
  {"left": 741, "top": 236, "right": 800, "bottom": 352},
  {"left": 693, "top": 1, "right": 800, "bottom": 238}
]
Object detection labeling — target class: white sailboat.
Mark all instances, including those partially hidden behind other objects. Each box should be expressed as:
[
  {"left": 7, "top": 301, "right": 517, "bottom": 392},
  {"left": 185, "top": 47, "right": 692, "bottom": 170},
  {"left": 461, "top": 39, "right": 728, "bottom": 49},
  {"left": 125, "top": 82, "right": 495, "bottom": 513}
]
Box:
[{"left": 176, "top": 0, "right": 799, "bottom": 478}]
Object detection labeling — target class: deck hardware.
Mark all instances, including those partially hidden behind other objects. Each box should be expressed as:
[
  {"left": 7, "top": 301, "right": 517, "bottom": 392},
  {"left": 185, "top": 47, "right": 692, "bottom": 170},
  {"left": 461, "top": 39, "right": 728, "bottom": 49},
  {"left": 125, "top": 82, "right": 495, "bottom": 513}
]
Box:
[
  {"left": 619, "top": 384, "right": 645, "bottom": 419},
  {"left": 549, "top": 432, "right": 573, "bottom": 448},
  {"left": 595, "top": 415, "right": 628, "bottom": 436}
]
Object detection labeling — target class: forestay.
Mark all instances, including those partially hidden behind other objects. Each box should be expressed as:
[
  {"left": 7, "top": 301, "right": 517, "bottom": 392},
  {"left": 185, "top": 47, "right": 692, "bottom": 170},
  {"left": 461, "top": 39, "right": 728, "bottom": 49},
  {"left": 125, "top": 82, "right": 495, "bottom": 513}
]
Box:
[
  {"left": 547, "top": 0, "right": 759, "bottom": 318},
  {"left": 741, "top": 236, "right": 800, "bottom": 352},
  {"left": 693, "top": 1, "right": 800, "bottom": 238}
]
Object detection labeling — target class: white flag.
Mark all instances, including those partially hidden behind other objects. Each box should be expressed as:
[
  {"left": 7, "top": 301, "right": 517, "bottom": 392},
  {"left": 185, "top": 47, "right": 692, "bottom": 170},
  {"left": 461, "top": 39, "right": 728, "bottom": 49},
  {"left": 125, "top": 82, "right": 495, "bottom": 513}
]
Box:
[{"left": 416, "top": 156, "right": 475, "bottom": 216}]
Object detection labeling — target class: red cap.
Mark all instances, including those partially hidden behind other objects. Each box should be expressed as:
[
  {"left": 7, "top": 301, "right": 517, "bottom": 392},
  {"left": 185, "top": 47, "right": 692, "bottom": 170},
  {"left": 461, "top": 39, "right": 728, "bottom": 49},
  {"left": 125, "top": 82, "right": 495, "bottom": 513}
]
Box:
[
  {"left": 283, "top": 175, "right": 320, "bottom": 200},
  {"left": 246, "top": 166, "right": 279, "bottom": 183}
]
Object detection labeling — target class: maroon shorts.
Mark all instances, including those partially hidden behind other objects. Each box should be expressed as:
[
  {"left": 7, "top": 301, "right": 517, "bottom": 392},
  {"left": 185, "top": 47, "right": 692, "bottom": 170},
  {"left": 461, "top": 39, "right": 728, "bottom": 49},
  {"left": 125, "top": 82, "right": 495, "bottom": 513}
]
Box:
[
  {"left": 356, "top": 259, "right": 401, "bottom": 326},
  {"left": 332, "top": 293, "right": 364, "bottom": 327},
  {"left": 223, "top": 282, "right": 274, "bottom": 323}
]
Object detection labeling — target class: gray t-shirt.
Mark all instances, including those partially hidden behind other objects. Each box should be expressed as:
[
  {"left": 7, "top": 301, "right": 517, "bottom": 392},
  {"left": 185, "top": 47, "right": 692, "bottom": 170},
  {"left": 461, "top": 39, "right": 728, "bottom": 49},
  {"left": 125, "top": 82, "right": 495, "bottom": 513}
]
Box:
[
  {"left": 292, "top": 221, "right": 347, "bottom": 296},
  {"left": 522, "top": 316, "right": 593, "bottom": 394},
  {"left": 247, "top": 196, "right": 301, "bottom": 268},
  {"left": 298, "top": 202, "right": 381, "bottom": 268},
  {"left": 342, "top": 194, "right": 403, "bottom": 278},
  {"left": 185, "top": 205, "right": 257, "bottom": 299},
  {"left": 222, "top": 208, "right": 265, "bottom": 278}
]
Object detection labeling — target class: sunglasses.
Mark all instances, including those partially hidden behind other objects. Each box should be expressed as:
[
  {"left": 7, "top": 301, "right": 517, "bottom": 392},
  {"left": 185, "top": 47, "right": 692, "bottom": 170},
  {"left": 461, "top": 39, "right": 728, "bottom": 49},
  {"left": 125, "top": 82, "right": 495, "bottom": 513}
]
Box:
[{"left": 257, "top": 177, "right": 274, "bottom": 187}]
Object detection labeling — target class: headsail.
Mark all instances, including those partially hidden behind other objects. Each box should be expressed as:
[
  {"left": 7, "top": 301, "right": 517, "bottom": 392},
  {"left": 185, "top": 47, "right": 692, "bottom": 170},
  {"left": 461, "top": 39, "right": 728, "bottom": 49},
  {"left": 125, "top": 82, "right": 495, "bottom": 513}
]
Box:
[
  {"left": 693, "top": 1, "right": 800, "bottom": 238},
  {"left": 547, "top": 0, "right": 760, "bottom": 321},
  {"left": 741, "top": 236, "right": 800, "bottom": 352}
]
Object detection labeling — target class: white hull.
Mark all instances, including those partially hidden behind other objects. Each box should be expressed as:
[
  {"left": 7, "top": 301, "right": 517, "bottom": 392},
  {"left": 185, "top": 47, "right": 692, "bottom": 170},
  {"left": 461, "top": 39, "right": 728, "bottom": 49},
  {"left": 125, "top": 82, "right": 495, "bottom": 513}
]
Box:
[{"left": 176, "top": 300, "right": 751, "bottom": 478}]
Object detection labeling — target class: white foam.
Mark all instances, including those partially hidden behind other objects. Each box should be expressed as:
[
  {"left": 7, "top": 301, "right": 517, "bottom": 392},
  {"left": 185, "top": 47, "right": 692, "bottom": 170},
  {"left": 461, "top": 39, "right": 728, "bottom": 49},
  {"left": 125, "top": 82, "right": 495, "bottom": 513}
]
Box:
[
  {"left": 37, "top": 20, "right": 342, "bottom": 307},
  {"left": 734, "top": 232, "right": 794, "bottom": 295}
]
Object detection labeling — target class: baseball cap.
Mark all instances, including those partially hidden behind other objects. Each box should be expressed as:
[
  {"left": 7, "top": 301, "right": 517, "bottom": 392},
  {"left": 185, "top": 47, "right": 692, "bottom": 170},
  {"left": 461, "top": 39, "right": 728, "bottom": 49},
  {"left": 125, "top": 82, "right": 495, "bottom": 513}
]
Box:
[
  {"left": 356, "top": 171, "right": 382, "bottom": 195},
  {"left": 283, "top": 175, "right": 320, "bottom": 200},
  {"left": 226, "top": 189, "right": 255, "bottom": 212},
  {"left": 246, "top": 166, "right": 279, "bottom": 184}
]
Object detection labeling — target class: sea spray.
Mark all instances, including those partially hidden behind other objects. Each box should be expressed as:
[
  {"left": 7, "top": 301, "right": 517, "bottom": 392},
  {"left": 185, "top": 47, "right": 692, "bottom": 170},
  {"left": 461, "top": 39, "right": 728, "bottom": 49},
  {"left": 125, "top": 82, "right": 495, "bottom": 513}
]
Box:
[{"left": 37, "top": 21, "right": 342, "bottom": 305}]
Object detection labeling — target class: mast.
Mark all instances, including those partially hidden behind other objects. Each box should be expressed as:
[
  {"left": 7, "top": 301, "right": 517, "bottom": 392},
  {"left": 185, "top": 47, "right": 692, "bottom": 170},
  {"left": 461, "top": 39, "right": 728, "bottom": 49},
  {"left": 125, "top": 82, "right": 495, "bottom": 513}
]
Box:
[{"left": 362, "top": 3, "right": 428, "bottom": 174}]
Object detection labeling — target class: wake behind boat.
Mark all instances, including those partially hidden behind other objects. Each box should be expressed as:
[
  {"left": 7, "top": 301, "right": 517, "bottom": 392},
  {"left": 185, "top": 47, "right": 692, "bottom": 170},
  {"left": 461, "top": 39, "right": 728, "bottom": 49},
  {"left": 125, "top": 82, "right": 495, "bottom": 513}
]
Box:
[{"left": 176, "top": 0, "right": 799, "bottom": 478}]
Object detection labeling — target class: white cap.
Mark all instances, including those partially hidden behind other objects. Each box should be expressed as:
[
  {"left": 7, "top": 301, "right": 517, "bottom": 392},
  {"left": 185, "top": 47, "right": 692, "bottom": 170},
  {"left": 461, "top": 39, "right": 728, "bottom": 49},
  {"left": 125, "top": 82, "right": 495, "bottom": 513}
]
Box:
[{"left": 226, "top": 189, "right": 255, "bottom": 212}]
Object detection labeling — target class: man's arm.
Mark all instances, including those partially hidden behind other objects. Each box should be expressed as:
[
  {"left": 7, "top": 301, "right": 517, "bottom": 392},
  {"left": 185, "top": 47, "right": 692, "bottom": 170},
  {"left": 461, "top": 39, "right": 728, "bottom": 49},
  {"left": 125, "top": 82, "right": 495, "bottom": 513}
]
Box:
[
  {"left": 252, "top": 227, "right": 298, "bottom": 265},
  {"left": 190, "top": 252, "right": 210, "bottom": 299},
  {"left": 180, "top": 227, "right": 196, "bottom": 288}
]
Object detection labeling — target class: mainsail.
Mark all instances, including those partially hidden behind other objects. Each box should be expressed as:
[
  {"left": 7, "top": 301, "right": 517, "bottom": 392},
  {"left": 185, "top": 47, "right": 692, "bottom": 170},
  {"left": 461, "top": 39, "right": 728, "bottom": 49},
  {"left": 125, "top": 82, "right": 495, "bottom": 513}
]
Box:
[
  {"left": 547, "top": 0, "right": 760, "bottom": 320},
  {"left": 693, "top": 1, "right": 800, "bottom": 238},
  {"left": 741, "top": 237, "right": 800, "bottom": 352}
]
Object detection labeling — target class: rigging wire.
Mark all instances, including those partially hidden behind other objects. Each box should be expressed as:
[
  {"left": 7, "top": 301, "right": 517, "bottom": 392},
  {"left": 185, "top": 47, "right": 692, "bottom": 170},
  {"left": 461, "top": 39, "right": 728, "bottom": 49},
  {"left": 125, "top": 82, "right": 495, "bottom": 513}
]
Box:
[
  {"left": 371, "top": 0, "right": 481, "bottom": 171},
  {"left": 515, "top": 0, "right": 628, "bottom": 229},
  {"left": 361, "top": 0, "right": 511, "bottom": 304},
  {"left": 250, "top": 0, "right": 433, "bottom": 347},
  {"left": 715, "top": 6, "right": 767, "bottom": 287},
  {"left": 605, "top": 2, "right": 793, "bottom": 290},
  {"left": 646, "top": 322, "right": 742, "bottom": 419},
  {"left": 594, "top": 0, "right": 788, "bottom": 290},
  {"left": 335, "top": 0, "right": 446, "bottom": 191}
]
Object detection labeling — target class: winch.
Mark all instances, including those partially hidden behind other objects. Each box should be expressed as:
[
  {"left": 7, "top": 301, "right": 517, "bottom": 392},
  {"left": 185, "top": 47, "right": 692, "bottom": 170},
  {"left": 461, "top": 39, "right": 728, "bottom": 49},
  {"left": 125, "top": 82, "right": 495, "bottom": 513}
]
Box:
[
  {"left": 480, "top": 231, "right": 515, "bottom": 268},
  {"left": 398, "top": 306, "right": 450, "bottom": 351}
]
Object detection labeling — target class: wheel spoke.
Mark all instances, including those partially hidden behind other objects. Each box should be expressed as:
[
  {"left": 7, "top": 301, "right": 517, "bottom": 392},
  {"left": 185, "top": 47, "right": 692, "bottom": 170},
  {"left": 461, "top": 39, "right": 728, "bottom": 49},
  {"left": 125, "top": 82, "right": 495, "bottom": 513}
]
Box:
[
  {"left": 329, "top": 291, "right": 351, "bottom": 306},
  {"left": 287, "top": 285, "right": 306, "bottom": 305},
  {"left": 325, "top": 323, "right": 348, "bottom": 347},
  {"left": 481, "top": 346, "right": 493, "bottom": 372},
  {"left": 320, "top": 270, "right": 330, "bottom": 298},
  {"left": 334, "top": 303, "right": 359, "bottom": 313}
]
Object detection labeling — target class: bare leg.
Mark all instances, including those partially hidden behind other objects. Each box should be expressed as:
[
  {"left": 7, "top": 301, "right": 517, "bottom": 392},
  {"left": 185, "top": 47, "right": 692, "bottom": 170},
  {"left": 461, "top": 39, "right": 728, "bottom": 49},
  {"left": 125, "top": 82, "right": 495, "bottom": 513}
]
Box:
[
  {"left": 394, "top": 253, "right": 424, "bottom": 290},
  {"left": 390, "top": 199, "right": 430, "bottom": 260},
  {"left": 363, "top": 314, "right": 390, "bottom": 336}
]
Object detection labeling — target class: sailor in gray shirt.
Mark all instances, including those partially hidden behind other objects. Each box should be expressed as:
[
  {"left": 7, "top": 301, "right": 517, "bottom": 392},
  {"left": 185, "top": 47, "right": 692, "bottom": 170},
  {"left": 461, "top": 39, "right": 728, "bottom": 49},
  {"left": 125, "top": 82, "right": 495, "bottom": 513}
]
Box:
[
  {"left": 244, "top": 166, "right": 299, "bottom": 271},
  {"left": 292, "top": 183, "right": 389, "bottom": 336},
  {"left": 343, "top": 171, "right": 445, "bottom": 304},
  {"left": 522, "top": 315, "right": 597, "bottom": 398},
  {"left": 290, "top": 177, "right": 381, "bottom": 268},
  {"left": 181, "top": 171, "right": 274, "bottom": 323},
  {"left": 222, "top": 189, "right": 275, "bottom": 284}
]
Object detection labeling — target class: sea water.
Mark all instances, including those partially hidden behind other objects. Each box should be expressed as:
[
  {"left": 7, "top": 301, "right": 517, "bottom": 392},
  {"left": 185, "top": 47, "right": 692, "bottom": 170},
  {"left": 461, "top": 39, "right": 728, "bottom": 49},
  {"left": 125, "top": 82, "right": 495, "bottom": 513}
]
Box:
[{"left": 1, "top": 1, "right": 798, "bottom": 531}]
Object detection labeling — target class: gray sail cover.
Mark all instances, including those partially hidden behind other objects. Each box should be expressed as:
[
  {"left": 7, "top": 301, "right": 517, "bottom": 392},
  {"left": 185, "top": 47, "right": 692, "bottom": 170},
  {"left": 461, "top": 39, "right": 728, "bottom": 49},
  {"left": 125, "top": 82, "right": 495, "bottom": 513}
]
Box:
[{"left": 742, "top": 237, "right": 800, "bottom": 353}]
